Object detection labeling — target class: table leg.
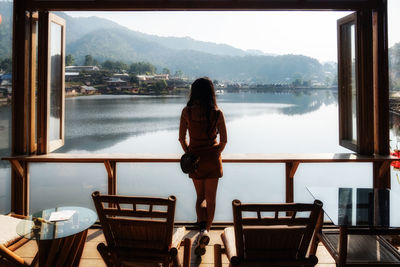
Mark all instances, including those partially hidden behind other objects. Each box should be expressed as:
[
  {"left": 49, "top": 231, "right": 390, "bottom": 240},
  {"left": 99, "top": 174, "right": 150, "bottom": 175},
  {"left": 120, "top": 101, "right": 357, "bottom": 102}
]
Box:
[{"left": 338, "top": 226, "right": 348, "bottom": 267}]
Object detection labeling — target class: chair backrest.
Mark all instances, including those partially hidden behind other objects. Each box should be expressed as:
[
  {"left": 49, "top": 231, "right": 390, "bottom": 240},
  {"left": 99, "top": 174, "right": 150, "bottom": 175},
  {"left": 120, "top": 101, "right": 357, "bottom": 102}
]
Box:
[
  {"left": 92, "top": 191, "right": 176, "bottom": 253},
  {"left": 232, "top": 199, "right": 322, "bottom": 261}
]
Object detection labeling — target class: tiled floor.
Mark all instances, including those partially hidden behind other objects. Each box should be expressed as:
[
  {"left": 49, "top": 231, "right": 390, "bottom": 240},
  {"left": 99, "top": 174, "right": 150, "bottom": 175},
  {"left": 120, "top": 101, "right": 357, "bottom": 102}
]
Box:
[{"left": 14, "top": 229, "right": 336, "bottom": 266}]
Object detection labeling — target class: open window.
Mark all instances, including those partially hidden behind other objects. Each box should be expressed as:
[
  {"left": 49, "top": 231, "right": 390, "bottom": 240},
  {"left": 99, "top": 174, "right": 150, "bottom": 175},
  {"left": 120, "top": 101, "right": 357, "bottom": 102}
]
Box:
[
  {"left": 37, "top": 12, "right": 66, "bottom": 153},
  {"left": 337, "top": 11, "right": 374, "bottom": 155}
]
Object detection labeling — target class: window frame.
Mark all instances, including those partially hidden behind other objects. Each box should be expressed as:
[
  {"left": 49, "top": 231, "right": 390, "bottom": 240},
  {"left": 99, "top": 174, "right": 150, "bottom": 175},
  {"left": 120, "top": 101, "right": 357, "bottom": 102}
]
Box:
[
  {"left": 338, "top": 10, "right": 374, "bottom": 155},
  {"left": 37, "top": 12, "right": 66, "bottom": 154},
  {"left": 338, "top": 12, "right": 358, "bottom": 152}
]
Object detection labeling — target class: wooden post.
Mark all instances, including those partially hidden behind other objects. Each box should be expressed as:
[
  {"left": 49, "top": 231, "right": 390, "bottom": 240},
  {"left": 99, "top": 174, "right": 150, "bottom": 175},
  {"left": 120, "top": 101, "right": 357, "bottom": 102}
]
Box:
[
  {"left": 11, "top": 0, "right": 30, "bottom": 215},
  {"left": 285, "top": 161, "right": 299, "bottom": 203},
  {"left": 338, "top": 226, "right": 348, "bottom": 267},
  {"left": 372, "top": 0, "right": 390, "bottom": 189}
]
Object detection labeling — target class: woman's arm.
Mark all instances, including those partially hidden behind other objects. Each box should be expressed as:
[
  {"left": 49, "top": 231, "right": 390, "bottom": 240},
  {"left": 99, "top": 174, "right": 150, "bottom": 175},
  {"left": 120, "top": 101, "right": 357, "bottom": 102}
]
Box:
[
  {"left": 217, "top": 111, "right": 227, "bottom": 153},
  {"left": 179, "top": 108, "right": 189, "bottom": 153}
]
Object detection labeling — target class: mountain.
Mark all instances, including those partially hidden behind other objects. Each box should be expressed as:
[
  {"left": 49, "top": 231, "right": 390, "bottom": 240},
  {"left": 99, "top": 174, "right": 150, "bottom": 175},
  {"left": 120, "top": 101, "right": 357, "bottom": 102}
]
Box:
[
  {"left": 1, "top": 6, "right": 331, "bottom": 83},
  {"left": 59, "top": 13, "right": 327, "bottom": 82},
  {"left": 65, "top": 25, "right": 325, "bottom": 82}
]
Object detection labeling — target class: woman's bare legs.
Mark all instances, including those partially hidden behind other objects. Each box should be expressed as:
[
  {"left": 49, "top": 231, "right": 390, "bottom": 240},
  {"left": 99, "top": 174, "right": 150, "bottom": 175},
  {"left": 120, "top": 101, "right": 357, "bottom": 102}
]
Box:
[
  {"left": 193, "top": 179, "right": 206, "bottom": 224},
  {"left": 192, "top": 178, "right": 219, "bottom": 231}
]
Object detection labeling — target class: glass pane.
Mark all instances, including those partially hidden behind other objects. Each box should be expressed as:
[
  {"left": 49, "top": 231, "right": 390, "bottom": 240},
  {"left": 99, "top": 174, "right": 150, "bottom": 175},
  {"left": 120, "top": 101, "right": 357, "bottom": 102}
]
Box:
[
  {"left": 350, "top": 24, "right": 357, "bottom": 142},
  {"left": 295, "top": 162, "right": 372, "bottom": 207},
  {"left": 117, "top": 163, "right": 284, "bottom": 221},
  {"left": 0, "top": 0, "right": 13, "bottom": 214},
  {"left": 49, "top": 22, "right": 62, "bottom": 141},
  {"left": 29, "top": 163, "right": 107, "bottom": 213}
]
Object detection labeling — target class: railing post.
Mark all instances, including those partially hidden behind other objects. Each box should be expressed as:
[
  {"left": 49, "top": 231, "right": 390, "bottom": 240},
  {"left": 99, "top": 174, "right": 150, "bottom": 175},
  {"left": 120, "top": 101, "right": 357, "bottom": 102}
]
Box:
[
  {"left": 285, "top": 161, "right": 299, "bottom": 203},
  {"left": 373, "top": 161, "right": 390, "bottom": 189},
  {"left": 10, "top": 160, "right": 29, "bottom": 215},
  {"left": 104, "top": 160, "right": 117, "bottom": 195}
]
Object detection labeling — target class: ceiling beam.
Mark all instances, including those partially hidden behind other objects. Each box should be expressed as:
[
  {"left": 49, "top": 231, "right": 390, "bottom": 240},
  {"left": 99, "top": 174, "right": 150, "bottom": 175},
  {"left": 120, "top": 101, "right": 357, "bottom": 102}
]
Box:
[{"left": 25, "top": 0, "right": 379, "bottom": 11}]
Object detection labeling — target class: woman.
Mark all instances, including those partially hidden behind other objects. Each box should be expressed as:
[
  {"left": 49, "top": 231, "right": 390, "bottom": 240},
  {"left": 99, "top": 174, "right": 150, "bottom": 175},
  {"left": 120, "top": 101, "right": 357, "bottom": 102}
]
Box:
[{"left": 179, "top": 77, "right": 227, "bottom": 256}]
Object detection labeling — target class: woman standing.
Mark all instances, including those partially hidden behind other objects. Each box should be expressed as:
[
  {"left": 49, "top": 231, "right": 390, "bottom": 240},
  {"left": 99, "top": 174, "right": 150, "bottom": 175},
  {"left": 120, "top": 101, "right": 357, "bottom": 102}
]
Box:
[{"left": 179, "top": 77, "right": 227, "bottom": 256}]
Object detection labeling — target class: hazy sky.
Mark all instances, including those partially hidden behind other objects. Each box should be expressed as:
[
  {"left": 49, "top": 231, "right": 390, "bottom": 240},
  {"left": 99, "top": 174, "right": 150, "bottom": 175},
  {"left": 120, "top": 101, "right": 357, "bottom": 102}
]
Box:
[{"left": 66, "top": 1, "right": 400, "bottom": 63}]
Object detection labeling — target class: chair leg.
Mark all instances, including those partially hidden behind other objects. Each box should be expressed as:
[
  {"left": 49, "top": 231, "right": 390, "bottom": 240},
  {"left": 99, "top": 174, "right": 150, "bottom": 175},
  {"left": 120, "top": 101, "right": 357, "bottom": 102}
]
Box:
[
  {"left": 172, "top": 252, "right": 181, "bottom": 267},
  {"left": 183, "top": 238, "right": 191, "bottom": 267},
  {"left": 309, "top": 210, "right": 324, "bottom": 256},
  {"left": 214, "top": 244, "right": 222, "bottom": 267},
  {"left": 97, "top": 243, "right": 120, "bottom": 267}
]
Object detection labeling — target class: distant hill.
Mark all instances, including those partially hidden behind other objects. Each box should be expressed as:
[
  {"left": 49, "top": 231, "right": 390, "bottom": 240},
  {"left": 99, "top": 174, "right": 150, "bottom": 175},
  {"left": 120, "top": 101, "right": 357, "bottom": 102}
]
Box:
[
  {"left": 54, "top": 12, "right": 269, "bottom": 58},
  {"left": 1, "top": 6, "right": 334, "bottom": 83},
  {"left": 59, "top": 12, "right": 328, "bottom": 83}
]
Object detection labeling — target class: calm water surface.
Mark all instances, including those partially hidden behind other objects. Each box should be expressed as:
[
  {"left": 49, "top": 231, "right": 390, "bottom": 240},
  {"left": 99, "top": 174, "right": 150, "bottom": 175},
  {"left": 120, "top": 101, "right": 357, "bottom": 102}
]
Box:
[{"left": 3, "top": 90, "right": 399, "bottom": 220}]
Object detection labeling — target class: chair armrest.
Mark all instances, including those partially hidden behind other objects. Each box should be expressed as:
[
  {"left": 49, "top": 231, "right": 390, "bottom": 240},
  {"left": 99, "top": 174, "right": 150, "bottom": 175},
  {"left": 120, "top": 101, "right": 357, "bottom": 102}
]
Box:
[
  {"left": 8, "top": 213, "right": 29, "bottom": 220},
  {"left": 221, "top": 227, "right": 240, "bottom": 265},
  {"left": 6, "top": 238, "right": 30, "bottom": 252},
  {"left": 0, "top": 244, "right": 27, "bottom": 266},
  {"left": 171, "top": 226, "right": 186, "bottom": 249}
]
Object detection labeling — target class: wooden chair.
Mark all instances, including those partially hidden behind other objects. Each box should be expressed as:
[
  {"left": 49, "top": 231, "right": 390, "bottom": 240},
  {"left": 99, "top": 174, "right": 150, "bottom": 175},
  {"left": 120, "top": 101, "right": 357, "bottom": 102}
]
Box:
[
  {"left": 92, "top": 191, "right": 191, "bottom": 267},
  {"left": 214, "top": 199, "right": 323, "bottom": 267},
  {"left": 0, "top": 214, "right": 38, "bottom": 266}
]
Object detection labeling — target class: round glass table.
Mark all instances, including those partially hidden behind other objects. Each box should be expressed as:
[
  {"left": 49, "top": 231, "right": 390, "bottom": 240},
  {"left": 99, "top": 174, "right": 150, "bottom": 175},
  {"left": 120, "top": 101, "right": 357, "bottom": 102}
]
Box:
[{"left": 16, "top": 206, "right": 97, "bottom": 267}]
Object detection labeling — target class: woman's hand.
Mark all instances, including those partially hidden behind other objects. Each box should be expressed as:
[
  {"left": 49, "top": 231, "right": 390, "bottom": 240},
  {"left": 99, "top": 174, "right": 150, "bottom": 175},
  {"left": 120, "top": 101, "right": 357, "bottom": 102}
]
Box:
[
  {"left": 180, "top": 140, "right": 189, "bottom": 153},
  {"left": 218, "top": 142, "right": 226, "bottom": 153}
]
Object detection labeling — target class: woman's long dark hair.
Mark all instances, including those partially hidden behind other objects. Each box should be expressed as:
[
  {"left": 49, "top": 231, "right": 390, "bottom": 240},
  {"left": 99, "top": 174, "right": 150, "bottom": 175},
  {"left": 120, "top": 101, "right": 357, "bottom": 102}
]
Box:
[{"left": 187, "top": 77, "right": 218, "bottom": 136}]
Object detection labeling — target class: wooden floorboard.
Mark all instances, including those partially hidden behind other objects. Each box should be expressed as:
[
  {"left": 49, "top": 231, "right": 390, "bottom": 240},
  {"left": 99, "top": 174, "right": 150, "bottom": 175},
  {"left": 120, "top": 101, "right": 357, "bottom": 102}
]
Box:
[{"left": 13, "top": 228, "right": 338, "bottom": 266}]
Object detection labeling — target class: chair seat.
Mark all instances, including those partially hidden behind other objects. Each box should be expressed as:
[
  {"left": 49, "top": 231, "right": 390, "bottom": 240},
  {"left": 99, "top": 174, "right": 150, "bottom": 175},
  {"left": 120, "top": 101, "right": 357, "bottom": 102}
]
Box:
[{"left": 0, "top": 215, "right": 23, "bottom": 247}]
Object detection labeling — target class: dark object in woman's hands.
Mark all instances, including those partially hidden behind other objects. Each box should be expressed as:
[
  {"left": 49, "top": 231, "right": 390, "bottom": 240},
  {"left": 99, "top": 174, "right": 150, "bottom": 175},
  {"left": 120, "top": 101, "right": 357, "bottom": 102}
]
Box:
[{"left": 180, "top": 152, "right": 200, "bottom": 174}]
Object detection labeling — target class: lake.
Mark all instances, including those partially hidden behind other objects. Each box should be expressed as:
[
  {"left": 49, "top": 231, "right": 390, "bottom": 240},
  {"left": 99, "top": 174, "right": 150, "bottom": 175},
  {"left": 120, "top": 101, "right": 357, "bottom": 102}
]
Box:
[{"left": 1, "top": 90, "right": 399, "bottom": 221}]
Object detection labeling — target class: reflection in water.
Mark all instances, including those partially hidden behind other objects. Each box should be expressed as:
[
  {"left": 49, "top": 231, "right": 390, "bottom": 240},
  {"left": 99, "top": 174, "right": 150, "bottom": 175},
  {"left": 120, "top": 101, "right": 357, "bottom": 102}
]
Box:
[
  {"left": 56, "top": 90, "right": 338, "bottom": 153},
  {"left": 49, "top": 22, "right": 63, "bottom": 142}
]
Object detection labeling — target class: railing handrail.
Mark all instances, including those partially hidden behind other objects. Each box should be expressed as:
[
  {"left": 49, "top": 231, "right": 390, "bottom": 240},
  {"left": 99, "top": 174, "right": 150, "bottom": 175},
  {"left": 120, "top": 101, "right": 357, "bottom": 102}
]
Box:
[
  {"left": 2, "top": 152, "right": 397, "bottom": 163},
  {"left": 3, "top": 152, "right": 396, "bottom": 215}
]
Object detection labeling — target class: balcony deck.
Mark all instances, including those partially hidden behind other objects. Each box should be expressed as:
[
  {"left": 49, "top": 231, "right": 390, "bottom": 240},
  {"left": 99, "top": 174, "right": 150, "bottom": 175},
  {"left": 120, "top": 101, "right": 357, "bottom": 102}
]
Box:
[{"left": 13, "top": 228, "right": 338, "bottom": 266}]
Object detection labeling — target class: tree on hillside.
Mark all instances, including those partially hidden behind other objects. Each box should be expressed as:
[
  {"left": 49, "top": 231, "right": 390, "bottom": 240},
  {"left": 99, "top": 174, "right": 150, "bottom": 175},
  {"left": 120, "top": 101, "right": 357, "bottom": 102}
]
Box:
[
  {"left": 174, "top": 70, "right": 183, "bottom": 78},
  {"left": 162, "top": 68, "right": 170, "bottom": 75},
  {"left": 102, "top": 60, "right": 128, "bottom": 73},
  {"left": 66, "top": 54, "right": 75, "bottom": 66},
  {"left": 129, "top": 62, "right": 156, "bottom": 75},
  {"left": 114, "top": 61, "right": 128, "bottom": 73},
  {"left": 84, "top": 54, "right": 98, "bottom": 66},
  {"left": 102, "top": 60, "right": 114, "bottom": 71}
]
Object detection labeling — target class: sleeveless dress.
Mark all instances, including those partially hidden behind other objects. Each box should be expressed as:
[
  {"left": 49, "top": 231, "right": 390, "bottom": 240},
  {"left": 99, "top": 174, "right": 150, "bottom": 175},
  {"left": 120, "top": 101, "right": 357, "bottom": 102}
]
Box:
[{"left": 179, "top": 105, "right": 227, "bottom": 179}]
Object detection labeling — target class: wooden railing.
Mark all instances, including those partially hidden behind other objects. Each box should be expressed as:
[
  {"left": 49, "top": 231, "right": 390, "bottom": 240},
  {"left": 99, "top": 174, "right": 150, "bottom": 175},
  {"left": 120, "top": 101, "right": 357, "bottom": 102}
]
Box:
[{"left": 2, "top": 153, "right": 397, "bottom": 215}]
